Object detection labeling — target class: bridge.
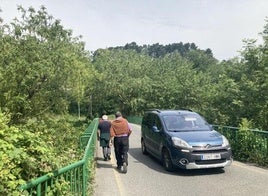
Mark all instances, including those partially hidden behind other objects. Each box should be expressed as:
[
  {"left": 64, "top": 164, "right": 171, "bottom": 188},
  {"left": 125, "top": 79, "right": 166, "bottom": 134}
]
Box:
[{"left": 20, "top": 119, "right": 268, "bottom": 195}]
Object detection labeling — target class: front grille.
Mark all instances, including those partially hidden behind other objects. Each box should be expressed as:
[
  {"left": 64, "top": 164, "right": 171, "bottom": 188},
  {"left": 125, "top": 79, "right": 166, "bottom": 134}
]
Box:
[
  {"left": 192, "top": 145, "right": 222, "bottom": 148},
  {"left": 192, "top": 149, "right": 228, "bottom": 154},
  {"left": 195, "top": 159, "right": 227, "bottom": 165}
]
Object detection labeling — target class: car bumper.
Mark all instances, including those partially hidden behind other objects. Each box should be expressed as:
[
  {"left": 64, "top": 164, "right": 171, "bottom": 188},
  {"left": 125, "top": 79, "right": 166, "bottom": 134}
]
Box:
[
  {"left": 170, "top": 147, "right": 233, "bottom": 169},
  {"left": 185, "top": 159, "right": 232, "bottom": 169}
]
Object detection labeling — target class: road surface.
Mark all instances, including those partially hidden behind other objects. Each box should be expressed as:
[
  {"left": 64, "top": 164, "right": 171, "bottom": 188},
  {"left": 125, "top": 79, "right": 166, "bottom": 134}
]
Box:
[{"left": 93, "top": 123, "right": 268, "bottom": 196}]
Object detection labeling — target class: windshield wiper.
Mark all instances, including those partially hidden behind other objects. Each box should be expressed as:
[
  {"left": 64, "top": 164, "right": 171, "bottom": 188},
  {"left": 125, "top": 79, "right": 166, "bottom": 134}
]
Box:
[{"left": 168, "top": 130, "right": 181, "bottom": 132}]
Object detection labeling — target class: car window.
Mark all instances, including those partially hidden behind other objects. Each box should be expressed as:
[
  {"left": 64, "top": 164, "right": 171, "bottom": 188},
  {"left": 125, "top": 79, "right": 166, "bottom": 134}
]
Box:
[
  {"left": 153, "top": 115, "right": 163, "bottom": 131},
  {"left": 163, "top": 114, "right": 210, "bottom": 131},
  {"left": 142, "top": 113, "right": 153, "bottom": 127}
]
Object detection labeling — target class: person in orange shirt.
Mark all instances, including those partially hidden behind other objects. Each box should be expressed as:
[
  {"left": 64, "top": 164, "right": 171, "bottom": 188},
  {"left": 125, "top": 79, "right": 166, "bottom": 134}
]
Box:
[{"left": 110, "top": 111, "right": 132, "bottom": 173}]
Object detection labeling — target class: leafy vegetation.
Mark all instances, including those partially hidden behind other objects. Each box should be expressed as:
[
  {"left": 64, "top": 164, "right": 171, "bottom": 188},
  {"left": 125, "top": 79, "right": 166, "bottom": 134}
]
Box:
[
  {"left": 0, "top": 5, "right": 267, "bottom": 194},
  {"left": 0, "top": 6, "right": 94, "bottom": 123},
  {"left": 0, "top": 110, "right": 88, "bottom": 195},
  {"left": 91, "top": 20, "right": 268, "bottom": 131},
  {"left": 0, "top": 6, "right": 90, "bottom": 194}
]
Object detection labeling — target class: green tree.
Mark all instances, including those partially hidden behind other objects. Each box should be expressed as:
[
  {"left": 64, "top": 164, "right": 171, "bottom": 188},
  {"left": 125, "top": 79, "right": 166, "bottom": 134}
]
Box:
[
  {"left": 0, "top": 6, "right": 93, "bottom": 122},
  {"left": 92, "top": 49, "right": 153, "bottom": 115}
]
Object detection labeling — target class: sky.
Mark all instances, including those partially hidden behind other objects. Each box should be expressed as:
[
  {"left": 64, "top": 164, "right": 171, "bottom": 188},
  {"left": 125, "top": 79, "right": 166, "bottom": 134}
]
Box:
[{"left": 0, "top": 0, "right": 268, "bottom": 60}]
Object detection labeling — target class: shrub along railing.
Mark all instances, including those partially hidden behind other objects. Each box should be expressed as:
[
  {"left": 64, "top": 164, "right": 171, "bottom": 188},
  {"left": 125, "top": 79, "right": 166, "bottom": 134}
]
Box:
[
  {"left": 213, "top": 125, "right": 268, "bottom": 166},
  {"left": 19, "top": 118, "right": 99, "bottom": 196}
]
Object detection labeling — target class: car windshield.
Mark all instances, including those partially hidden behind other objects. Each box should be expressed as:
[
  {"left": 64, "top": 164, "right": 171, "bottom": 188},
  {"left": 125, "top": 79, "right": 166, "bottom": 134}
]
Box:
[{"left": 163, "top": 114, "right": 210, "bottom": 132}]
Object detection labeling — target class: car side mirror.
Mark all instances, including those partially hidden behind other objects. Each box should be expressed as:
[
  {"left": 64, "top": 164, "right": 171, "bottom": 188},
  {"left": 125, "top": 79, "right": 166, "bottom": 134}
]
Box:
[
  {"left": 209, "top": 124, "right": 213, "bottom": 130},
  {"left": 152, "top": 126, "right": 160, "bottom": 133}
]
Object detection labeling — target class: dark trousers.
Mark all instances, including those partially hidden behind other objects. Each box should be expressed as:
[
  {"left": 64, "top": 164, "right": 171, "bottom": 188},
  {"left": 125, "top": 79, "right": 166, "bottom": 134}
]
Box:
[{"left": 114, "top": 136, "right": 129, "bottom": 167}]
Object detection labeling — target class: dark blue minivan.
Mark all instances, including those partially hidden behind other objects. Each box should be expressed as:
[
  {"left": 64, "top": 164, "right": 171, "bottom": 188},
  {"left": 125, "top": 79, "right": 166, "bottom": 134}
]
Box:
[{"left": 141, "top": 109, "right": 232, "bottom": 171}]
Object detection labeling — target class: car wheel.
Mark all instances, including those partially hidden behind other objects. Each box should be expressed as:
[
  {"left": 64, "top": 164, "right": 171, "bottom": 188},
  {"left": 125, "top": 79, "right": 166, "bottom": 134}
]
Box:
[
  {"left": 162, "top": 149, "right": 174, "bottom": 172},
  {"left": 141, "top": 139, "right": 148, "bottom": 155}
]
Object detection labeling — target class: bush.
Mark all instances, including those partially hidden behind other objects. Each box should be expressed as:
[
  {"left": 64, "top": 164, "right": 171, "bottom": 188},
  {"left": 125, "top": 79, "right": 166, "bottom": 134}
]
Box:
[
  {"left": 0, "top": 110, "right": 88, "bottom": 194},
  {"left": 231, "top": 118, "right": 268, "bottom": 166}
]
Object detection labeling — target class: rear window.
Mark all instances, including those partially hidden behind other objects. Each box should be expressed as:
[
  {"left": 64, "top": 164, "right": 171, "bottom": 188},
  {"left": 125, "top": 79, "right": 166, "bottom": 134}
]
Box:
[{"left": 162, "top": 113, "right": 210, "bottom": 131}]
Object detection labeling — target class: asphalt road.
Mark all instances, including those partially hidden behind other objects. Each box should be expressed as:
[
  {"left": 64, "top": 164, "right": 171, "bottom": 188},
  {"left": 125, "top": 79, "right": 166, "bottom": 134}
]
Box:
[{"left": 93, "top": 123, "right": 268, "bottom": 196}]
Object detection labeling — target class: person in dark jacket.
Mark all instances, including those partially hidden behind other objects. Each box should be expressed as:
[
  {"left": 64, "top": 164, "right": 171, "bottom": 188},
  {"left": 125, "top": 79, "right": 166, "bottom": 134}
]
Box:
[
  {"left": 98, "top": 115, "right": 112, "bottom": 161},
  {"left": 110, "top": 111, "right": 132, "bottom": 173}
]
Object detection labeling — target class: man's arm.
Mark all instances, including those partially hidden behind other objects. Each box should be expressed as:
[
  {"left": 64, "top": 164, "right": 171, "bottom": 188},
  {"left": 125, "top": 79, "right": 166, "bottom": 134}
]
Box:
[
  {"left": 97, "top": 129, "right": 100, "bottom": 141},
  {"left": 110, "top": 124, "right": 115, "bottom": 145},
  {"left": 109, "top": 136, "right": 114, "bottom": 146},
  {"left": 127, "top": 121, "right": 132, "bottom": 136}
]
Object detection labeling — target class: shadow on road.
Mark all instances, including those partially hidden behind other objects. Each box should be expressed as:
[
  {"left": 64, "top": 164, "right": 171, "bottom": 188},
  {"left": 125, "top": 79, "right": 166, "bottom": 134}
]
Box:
[
  {"left": 128, "top": 147, "right": 226, "bottom": 176},
  {"left": 95, "top": 153, "right": 131, "bottom": 175},
  {"left": 95, "top": 157, "right": 114, "bottom": 169}
]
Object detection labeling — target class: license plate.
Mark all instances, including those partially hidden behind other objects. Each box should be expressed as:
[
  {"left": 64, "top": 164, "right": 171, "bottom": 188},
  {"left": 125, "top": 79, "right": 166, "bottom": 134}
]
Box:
[{"left": 201, "top": 154, "right": 221, "bottom": 160}]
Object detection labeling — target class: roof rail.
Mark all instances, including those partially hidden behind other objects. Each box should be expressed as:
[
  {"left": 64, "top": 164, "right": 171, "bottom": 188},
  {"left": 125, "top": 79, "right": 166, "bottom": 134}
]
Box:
[
  {"left": 176, "top": 108, "right": 193, "bottom": 112},
  {"left": 145, "top": 109, "right": 161, "bottom": 113}
]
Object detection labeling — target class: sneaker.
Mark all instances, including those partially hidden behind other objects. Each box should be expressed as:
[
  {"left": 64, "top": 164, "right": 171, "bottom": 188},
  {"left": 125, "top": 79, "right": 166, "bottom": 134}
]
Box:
[
  {"left": 107, "top": 155, "right": 111, "bottom": 160},
  {"left": 117, "top": 165, "right": 122, "bottom": 170},
  {"left": 122, "top": 162, "right": 127, "bottom": 173},
  {"left": 104, "top": 157, "right": 108, "bottom": 161}
]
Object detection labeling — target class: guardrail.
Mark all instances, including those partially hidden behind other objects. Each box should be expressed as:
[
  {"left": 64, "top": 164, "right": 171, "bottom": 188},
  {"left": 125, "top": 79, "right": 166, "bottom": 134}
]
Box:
[
  {"left": 213, "top": 125, "right": 268, "bottom": 166},
  {"left": 127, "top": 116, "right": 142, "bottom": 125},
  {"left": 19, "top": 118, "right": 99, "bottom": 195}
]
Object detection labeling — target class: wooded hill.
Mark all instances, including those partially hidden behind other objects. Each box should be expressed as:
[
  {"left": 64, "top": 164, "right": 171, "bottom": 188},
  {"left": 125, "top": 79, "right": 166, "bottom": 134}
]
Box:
[{"left": 0, "top": 6, "right": 267, "bottom": 194}]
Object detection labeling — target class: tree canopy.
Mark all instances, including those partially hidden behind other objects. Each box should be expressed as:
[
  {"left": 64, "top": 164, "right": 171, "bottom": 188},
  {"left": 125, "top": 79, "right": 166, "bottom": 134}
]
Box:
[{"left": 0, "top": 6, "right": 94, "bottom": 123}]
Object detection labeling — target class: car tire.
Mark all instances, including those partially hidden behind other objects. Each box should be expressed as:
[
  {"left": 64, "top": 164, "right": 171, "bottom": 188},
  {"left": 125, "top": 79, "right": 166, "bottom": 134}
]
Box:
[
  {"left": 141, "top": 139, "right": 148, "bottom": 155},
  {"left": 162, "top": 149, "right": 174, "bottom": 172}
]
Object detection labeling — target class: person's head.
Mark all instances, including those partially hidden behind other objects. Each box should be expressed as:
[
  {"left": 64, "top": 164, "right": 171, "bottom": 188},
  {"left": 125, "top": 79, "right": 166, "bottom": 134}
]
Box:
[
  {"left": 102, "top": 115, "right": 108, "bottom": 120},
  {"left": 115, "top": 111, "right": 122, "bottom": 118}
]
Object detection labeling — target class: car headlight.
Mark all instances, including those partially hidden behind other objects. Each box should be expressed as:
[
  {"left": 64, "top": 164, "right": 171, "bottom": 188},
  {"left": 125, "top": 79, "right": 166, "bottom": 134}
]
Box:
[
  {"left": 172, "top": 137, "right": 192, "bottom": 149},
  {"left": 222, "top": 135, "right": 230, "bottom": 147}
]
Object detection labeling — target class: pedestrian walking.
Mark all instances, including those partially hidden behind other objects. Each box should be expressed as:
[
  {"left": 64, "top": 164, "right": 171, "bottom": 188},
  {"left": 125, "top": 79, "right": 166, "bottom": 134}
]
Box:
[
  {"left": 97, "top": 115, "right": 112, "bottom": 161},
  {"left": 110, "top": 111, "right": 132, "bottom": 173}
]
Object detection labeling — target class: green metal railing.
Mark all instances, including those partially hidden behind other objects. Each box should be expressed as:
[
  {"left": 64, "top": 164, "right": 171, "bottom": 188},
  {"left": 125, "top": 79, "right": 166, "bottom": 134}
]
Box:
[
  {"left": 213, "top": 125, "right": 268, "bottom": 165},
  {"left": 19, "top": 118, "right": 99, "bottom": 196},
  {"left": 127, "top": 116, "right": 142, "bottom": 125}
]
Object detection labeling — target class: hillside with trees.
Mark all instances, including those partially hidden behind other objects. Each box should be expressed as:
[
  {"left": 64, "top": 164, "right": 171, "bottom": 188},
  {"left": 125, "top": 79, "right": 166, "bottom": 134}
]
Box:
[
  {"left": 0, "top": 6, "right": 267, "bottom": 194},
  {"left": 92, "top": 27, "right": 268, "bottom": 130}
]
